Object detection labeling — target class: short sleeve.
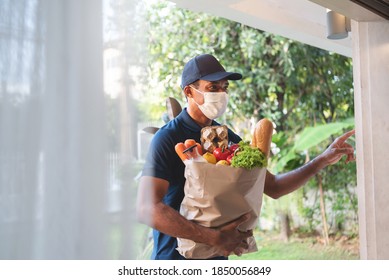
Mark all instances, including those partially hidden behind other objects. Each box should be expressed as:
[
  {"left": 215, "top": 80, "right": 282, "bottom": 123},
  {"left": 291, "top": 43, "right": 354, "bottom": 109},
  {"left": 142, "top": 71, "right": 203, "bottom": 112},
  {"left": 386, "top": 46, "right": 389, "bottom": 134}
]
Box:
[
  {"left": 141, "top": 129, "right": 177, "bottom": 182},
  {"left": 228, "top": 129, "right": 242, "bottom": 144}
]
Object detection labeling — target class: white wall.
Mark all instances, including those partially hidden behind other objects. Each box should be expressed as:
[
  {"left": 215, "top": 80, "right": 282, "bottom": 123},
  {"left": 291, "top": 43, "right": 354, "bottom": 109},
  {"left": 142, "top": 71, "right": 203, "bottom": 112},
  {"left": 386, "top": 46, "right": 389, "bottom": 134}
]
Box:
[{"left": 352, "top": 20, "right": 389, "bottom": 259}]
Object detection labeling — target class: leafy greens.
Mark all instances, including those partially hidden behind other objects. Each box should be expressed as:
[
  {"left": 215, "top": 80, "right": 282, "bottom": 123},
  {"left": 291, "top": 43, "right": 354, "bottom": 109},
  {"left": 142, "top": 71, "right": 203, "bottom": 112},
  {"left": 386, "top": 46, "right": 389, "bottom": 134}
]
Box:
[{"left": 231, "top": 141, "right": 267, "bottom": 169}]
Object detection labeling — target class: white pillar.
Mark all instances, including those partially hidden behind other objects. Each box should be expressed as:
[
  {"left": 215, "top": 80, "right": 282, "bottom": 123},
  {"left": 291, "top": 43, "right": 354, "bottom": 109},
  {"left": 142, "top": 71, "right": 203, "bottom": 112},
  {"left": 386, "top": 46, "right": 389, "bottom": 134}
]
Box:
[{"left": 352, "top": 20, "right": 389, "bottom": 259}]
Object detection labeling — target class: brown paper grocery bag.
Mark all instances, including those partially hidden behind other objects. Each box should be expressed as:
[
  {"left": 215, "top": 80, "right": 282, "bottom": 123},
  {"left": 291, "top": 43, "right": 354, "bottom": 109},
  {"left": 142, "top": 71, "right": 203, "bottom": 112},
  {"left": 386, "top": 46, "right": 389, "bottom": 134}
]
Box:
[{"left": 176, "top": 161, "right": 267, "bottom": 259}]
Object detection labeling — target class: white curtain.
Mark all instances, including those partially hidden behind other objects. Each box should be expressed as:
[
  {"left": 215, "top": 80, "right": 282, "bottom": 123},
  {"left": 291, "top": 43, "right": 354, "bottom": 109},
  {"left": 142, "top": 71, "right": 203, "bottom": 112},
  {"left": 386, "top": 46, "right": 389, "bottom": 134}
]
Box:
[{"left": 0, "top": 0, "right": 143, "bottom": 259}]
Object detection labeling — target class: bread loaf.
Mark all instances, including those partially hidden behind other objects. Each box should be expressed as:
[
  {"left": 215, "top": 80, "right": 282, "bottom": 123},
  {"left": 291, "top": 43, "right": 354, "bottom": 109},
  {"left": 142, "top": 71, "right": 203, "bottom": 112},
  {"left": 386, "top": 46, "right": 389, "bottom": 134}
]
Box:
[{"left": 251, "top": 118, "right": 273, "bottom": 157}]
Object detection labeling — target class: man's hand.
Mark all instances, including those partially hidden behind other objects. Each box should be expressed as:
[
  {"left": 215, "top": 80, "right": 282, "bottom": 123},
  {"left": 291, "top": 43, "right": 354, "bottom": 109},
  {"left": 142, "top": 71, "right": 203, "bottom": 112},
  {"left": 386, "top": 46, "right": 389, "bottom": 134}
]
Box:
[
  {"left": 211, "top": 213, "right": 253, "bottom": 257},
  {"left": 321, "top": 129, "right": 355, "bottom": 166}
]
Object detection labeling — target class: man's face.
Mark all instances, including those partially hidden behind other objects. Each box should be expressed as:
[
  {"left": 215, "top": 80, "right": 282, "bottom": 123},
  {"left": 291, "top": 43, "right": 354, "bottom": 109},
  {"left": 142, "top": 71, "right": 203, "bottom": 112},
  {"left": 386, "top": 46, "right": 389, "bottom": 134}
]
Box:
[
  {"left": 190, "top": 79, "right": 229, "bottom": 105},
  {"left": 198, "top": 79, "right": 229, "bottom": 92}
]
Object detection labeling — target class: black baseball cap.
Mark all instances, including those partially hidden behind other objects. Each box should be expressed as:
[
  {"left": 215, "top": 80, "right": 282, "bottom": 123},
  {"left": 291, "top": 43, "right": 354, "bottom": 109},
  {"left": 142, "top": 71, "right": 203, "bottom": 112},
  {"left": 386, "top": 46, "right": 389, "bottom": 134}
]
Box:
[{"left": 180, "top": 54, "right": 242, "bottom": 88}]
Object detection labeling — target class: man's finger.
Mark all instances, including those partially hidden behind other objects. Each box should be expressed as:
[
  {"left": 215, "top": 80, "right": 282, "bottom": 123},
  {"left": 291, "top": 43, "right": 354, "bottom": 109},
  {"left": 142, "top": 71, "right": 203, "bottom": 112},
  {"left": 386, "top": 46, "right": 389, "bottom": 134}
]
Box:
[
  {"left": 345, "top": 154, "right": 355, "bottom": 163},
  {"left": 241, "top": 230, "right": 253, "bottom": 238},
  {"left": 238, "top": 230, "right": 253, "bottom": 239},
  {"left": 336, "top": 129, "right": 355, "bottom": 144},
  {"left": 332, "top": 147, "right": 354, "bottom": 154},
  {"left": 221, "top": 213, "right": 250, "bottom": 230},
  {"left": 240, "top": 240, "right": 249, "bottom": 249},
  {"left": 234, "top": 247, "right": 244, "bottom": 256}
]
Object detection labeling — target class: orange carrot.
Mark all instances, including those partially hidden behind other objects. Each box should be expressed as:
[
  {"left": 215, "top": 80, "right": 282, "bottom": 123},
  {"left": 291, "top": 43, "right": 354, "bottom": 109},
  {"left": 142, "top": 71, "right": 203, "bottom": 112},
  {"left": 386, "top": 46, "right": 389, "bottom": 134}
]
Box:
[
  {"left": 195, "top": 143, "right": 203, "bottom": 156},
  {"left": 176, "top": 139, "right": 203, "bottom": 161},
  {"left": 184, "top": 139, "right": 197, "bottom": 148},
  {"left": 175, "top": 143, "right": 189, "bottom": 161},
  {"left": 184, "top": 139, "right": 197, "bottom": 158}
]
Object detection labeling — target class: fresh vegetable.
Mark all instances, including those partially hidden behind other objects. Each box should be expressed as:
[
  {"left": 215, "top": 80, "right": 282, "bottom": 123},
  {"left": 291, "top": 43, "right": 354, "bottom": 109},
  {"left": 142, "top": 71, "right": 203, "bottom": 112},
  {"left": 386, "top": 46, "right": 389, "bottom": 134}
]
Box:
[
  {"left": 213, "top": 147, "right": 231, "bottom": 161},
  {"left": 226, "top": 153, "right": 234, "bottom": 165},
  {"left": 175, "top": 142, "right": 189, "bottom": 161},
  {"left": 228, "top": 143, "right": 240, "bottom": 154},
  {"left": 231, "top": 141, "right": 267, "bottom": 169},
  {"left": 203, "top": 152, "right": 217, "bottom": 164},
  {"left": 184, "top": 139, "right": 197, "bottom": 149},
  {"left": 216, "top": 160, "right": 230, "bottom": 166},
  {"left": 176, "top": 138, "right": 267, "bottom": 169},
  {"left": 175, "top": 139, "right": 203, "bottom": 161},
  {"left": 226, "top": 143, "right": 240, "bottom": 164}
]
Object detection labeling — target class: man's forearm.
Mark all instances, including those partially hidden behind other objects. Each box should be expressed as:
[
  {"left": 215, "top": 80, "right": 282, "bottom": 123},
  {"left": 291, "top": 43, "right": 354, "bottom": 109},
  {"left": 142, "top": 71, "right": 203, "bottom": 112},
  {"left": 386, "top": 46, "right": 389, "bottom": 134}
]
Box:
[
  {"left": 148, "top": 202, "right": 217, "bottom": 245},
  {"left": 265, "top": 154, "right": 327, "bottom": 199}
]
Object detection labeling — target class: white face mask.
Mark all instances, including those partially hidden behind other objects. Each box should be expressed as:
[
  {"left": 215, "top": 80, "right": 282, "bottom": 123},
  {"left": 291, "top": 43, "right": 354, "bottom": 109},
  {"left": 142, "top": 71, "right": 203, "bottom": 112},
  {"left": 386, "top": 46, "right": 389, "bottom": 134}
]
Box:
[{"left": 190, "top": 86, "right": 228, "bottom": 120}]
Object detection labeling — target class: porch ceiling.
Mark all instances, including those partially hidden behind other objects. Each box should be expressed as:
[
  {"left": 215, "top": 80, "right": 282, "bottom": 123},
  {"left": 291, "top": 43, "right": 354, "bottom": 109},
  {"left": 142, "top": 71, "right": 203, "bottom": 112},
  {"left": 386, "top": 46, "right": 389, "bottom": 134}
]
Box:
[{"left": 168, "top": 0, "right": 385, "bottom": 57}]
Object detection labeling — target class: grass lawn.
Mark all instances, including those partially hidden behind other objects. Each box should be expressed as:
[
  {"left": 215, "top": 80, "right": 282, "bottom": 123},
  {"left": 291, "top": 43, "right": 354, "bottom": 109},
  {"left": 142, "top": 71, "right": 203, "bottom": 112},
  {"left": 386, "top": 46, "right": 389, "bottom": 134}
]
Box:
[
  {"left": 129, "top": 227, "right": 359, "bottom": 260},
  {"left": 230, "top": 231, "right": 359, "bottom": 260}
]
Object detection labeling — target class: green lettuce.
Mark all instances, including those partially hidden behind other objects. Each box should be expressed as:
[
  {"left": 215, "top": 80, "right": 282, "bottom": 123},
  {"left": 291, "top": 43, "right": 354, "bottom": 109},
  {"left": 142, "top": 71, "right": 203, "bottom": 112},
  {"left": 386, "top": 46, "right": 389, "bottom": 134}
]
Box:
[{"left": 231, "top": 141, "right": 267, "bottom": 169}]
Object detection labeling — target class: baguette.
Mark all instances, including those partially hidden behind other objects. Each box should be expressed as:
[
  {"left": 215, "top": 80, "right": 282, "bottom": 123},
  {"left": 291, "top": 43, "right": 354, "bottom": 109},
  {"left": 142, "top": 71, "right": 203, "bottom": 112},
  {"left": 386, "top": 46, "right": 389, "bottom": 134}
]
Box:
[{"left": 251, "top": 118, "right": 273, "bottom": 157}]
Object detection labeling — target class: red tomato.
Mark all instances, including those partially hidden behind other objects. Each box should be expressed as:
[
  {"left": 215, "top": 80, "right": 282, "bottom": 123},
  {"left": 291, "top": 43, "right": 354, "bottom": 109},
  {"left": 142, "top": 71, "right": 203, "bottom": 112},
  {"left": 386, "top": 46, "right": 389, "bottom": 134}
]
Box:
[
  {"left": 213, "top": 147, "right": 231, "bottom": 161},
  {"left": 229, "top": 143, "right": 240, "bottom": 154},
  {"left": 226, "top": 153, "right": 234, "bottom": 165}
]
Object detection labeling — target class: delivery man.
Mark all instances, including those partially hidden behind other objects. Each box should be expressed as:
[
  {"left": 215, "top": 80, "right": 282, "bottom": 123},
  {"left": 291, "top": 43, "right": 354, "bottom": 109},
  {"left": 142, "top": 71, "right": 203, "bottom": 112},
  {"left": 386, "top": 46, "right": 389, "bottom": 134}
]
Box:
[{"left": 136, "top": 54, "right": 355, "bottom": 260}]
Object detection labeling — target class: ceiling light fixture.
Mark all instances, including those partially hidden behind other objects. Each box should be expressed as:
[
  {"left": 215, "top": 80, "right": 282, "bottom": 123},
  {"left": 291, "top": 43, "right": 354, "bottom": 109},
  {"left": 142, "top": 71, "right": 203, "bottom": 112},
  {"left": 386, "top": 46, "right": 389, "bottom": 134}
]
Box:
[{"left": 326, "top": 9, "right": 351, "bottom": 40}]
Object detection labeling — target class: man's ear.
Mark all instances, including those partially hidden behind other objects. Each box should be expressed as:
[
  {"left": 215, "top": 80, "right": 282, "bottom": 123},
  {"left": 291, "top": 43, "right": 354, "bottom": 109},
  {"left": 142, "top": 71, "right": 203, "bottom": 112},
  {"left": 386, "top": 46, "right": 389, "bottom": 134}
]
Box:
[{"left": 183, "top": 86, "right": 192, "bottom": 98}]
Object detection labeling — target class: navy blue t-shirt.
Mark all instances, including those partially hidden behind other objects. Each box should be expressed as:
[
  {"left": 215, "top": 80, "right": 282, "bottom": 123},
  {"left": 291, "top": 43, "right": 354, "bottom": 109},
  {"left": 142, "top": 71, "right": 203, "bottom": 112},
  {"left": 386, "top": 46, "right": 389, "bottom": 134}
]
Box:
[{"left": 141, "top": 108, "right": 242, "bottom": 260}]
